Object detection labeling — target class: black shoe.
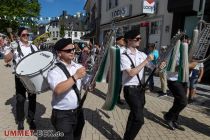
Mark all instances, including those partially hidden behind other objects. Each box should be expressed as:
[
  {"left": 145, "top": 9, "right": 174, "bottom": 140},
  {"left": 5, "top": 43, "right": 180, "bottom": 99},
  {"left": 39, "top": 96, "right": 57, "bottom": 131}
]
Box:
[
  {"left": 29, "top": 120, "right": 36, "bottom": 130},
  {"left": 166, "top": 120, "right": 175, "bottom": 130},
  {"left": 173, "top": 122, "right": 185, "bottom": 131},
  {"left": 158, "top": 92, "right": 168, "bottom": 97},
  {"left": 117, "top": 100, "right": 125, "bottom": 105},
  {"left": 163, "top": 115, "right": 175, "bottom": 130},
  {"left": 18, "top": 121, "right": 24, "bottom": 130}
]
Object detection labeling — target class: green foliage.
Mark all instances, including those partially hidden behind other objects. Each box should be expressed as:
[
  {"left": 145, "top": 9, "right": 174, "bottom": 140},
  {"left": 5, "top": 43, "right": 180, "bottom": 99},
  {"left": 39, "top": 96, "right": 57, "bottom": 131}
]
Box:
[
  {"left": 0, "top": 0, "right": 40, "bottom": 33},
  {"left": 60, "top": 24, "right": 65, "bottom": 38}
]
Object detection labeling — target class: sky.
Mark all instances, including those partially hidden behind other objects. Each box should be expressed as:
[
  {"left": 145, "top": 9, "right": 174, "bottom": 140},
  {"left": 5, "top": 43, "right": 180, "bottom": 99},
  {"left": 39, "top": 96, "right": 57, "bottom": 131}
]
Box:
[{"left": 39, "top": 0, "right": 86, "bottom": 17}]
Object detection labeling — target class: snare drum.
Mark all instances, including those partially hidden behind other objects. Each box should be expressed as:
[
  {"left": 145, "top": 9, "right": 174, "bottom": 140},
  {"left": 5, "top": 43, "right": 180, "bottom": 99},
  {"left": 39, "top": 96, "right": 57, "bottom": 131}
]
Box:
[{"left": 15, "top": 51, "right": 55, "bottom": 94}]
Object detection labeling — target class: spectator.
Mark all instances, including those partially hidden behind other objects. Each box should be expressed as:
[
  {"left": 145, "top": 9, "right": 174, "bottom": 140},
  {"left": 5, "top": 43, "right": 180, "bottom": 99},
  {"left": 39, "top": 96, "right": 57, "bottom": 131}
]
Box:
[
  {"left": 188, "top": 62, "right": 204, "bottom": 102},
  {"left": 159, "top": 46, "right": 168, "bottom": 96},
  {"left": 148, "top": 43, "right": 159, "bottom": 91}
]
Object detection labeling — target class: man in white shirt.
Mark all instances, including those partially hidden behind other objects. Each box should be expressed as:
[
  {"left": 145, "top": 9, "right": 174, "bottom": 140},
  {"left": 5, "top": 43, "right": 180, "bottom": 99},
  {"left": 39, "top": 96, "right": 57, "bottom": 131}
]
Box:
[
  {"left": 164, "top": 34, "right": 197, "bottom": 131},
  {"left": 4, "top": 27, "right": 38, "bottom": 130},
  {"left": 47, "top": 38, "right": 86, "bottom": 140},
  {"left": 120, "top": 29, "right": 153, "bottom": 140}
]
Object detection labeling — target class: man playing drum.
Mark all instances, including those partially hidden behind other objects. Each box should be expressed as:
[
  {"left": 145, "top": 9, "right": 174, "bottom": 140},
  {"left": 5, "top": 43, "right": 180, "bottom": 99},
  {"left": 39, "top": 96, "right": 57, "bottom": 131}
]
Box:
[
  {"left": 4, "top": 27, "right": 38, "bottom": 130},
  {"left": 47, "top": 38, "right": 86, "bottom": 140}
]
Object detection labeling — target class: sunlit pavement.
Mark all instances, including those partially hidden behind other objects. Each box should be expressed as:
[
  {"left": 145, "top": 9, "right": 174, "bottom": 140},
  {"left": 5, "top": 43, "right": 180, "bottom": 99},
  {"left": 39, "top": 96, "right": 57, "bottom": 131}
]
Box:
[{"left": 0, "top": 59, "right": 209, "bottom": 140}]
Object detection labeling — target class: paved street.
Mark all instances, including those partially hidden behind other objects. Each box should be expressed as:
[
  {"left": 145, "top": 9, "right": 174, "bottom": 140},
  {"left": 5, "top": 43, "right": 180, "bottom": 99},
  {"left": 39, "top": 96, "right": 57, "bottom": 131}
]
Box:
[{"left": 0, "top": 59, "right": 210, "bottom": 140}]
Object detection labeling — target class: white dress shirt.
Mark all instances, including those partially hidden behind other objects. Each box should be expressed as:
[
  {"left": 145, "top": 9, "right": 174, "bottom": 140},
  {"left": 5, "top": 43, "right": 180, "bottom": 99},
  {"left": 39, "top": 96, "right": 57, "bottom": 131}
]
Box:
[
  {"left": 121, "top": 48, "right": 147, "bottom": 86},
  {"left": 47, "top": 61, "right": 82, "bottom": 110},
  {"left": 117, "top": 45, "right": 126, "bottom": 54},
  {"left": 13, "top": 41, "right": 38, "bottom": 65}
]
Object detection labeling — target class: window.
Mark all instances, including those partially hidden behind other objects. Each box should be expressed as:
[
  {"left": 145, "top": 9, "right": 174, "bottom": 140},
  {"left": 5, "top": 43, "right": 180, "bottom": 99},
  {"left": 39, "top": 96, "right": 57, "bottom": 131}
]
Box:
[
  {"left": 74, "top": 32, "right": 77, "bottom": 37},
  {"left": 81, "top": 32, "right": 83, "bottom": 36},
  {"left": 68, "top": 31, "right": 71, "bottom": 37},
  {"left": 56, "top": 31, "right": 59, "bottom": 37},
  {"left": 150, "top": 21, "right": 162, "bottom": 34},
  {"left": 107, "top": 0, "right": 118, "bottom": 10},
  {"left": 53, "top": 31, "right": 55, "bottom": 37}
]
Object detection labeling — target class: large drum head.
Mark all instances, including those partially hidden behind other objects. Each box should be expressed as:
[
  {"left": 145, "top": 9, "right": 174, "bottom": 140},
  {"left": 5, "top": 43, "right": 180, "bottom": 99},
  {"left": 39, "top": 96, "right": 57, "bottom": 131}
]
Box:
[{"left": 16, "top": 51, "right": 54, "bottom": 76}]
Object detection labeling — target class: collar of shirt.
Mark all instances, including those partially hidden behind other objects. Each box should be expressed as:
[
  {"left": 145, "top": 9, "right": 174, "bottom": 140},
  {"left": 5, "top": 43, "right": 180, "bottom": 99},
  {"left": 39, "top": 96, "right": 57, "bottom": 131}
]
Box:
[
  {"left": 126, "top": 47, "right": 138, "bottom": 55},
  {"left": 19, "top": 41, "right": 30, "bottom": 47},
  {"left": 58, "top": 60, "right": 77, "bottom": 68}
]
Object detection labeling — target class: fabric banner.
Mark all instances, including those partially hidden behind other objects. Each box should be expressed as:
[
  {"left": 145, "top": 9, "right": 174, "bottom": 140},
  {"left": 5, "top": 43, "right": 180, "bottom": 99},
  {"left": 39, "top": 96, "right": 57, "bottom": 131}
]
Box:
[{"left": 102, "top": 46, "right": 121, "bottom": 110}]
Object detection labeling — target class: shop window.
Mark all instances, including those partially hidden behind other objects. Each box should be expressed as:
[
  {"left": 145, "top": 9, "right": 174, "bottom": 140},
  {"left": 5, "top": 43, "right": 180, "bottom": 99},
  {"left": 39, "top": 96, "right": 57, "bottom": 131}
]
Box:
[
  {"left": 150, "top": 21, "right": 161, "bottom": 34},
  {"left": 107, "top": 0, "right": 118, "bottom": 10}
]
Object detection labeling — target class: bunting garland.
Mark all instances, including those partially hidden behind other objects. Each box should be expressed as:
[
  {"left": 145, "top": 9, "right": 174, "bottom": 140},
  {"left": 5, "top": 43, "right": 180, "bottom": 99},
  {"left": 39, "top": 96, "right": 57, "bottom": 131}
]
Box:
[
  {"left": 0, "top": 13, "right": 86, "bottom": 22},
  {"left": 0, "top": 13, "right": 86, "bottom": 26}
]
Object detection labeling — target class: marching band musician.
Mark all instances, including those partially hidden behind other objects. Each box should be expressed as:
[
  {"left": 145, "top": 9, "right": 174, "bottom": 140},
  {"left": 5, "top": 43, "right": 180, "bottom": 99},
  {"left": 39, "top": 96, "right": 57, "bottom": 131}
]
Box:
[
  {"left": 3, "top": 27, "right": 38, "bottom": 130},
  {"left": 164, "top": 34, "right": 197, "bottom": 131},
  {"left": 47, "top": 38, "right": 86, "bottom": 140},
  {"left": 120, "top": 29, "right": 155, "bottom": 140}
]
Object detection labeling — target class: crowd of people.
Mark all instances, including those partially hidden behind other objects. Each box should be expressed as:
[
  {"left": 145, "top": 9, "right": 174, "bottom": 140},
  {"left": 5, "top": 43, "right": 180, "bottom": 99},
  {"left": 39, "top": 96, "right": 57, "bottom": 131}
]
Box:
[{"left": 0, "top": 26, "right": 205, "bottom": 140}]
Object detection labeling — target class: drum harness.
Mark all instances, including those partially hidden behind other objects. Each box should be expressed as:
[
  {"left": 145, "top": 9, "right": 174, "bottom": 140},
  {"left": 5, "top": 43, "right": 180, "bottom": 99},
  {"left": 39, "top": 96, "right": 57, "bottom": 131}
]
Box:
[
  {"left": 122, "top": 52, "right": 149, "bottom": 93},
  {"left": 12, "top": 41, "right": 37, "bottom": 66},
  {"left": 55, "top": 62, "right": 85, "bottom": 110}
]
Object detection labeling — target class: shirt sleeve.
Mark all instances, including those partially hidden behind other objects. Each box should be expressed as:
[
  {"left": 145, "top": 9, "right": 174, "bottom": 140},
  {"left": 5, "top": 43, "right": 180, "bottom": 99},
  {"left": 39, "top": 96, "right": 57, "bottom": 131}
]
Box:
[
  {"left": 120, "top": 53, "right": 132, "bottom": 71},
  {"left": 47, "top": 69, "right": 64, "bottom": 91},
  {"left": 199, "top": 63, "right": 204, "bottom": 68}
]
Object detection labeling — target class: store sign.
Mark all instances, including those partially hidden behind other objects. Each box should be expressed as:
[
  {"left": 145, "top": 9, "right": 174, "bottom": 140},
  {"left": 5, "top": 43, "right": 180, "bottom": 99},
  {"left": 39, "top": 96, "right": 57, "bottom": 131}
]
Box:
[
  {"left": 143, "top": 0, "right": 156, "bottom": 14},
  {"left": 111, "top": 5, "right": 131, "bottom": 18}
]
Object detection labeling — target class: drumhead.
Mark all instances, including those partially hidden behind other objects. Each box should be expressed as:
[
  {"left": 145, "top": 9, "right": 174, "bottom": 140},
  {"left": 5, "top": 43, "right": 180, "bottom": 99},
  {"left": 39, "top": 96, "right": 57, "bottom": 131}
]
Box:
[{"left": 16, "top": 51, "right": 55, "bottom": 76}]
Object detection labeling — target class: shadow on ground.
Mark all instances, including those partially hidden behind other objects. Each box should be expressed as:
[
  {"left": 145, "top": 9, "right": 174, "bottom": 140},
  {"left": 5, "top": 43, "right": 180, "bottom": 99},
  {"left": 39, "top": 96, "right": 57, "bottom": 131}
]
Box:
[
  {"left": 5, "top": 94, "right": 55, "bottom": 140},
  {"left": 84, "top": 108, "right": 122, "bottom": 140},
  {"left": 161, "top": 111, "right": 210, "bottom": 137},
  {"left": 90, "top": 88, "right": 128, "bottom": 109}
]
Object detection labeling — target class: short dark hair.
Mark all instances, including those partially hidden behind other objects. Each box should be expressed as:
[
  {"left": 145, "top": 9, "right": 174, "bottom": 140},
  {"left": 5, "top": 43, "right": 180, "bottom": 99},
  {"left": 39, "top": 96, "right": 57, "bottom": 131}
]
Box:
[
  {"left": 18, "top": 27, "right": 28, "bottom": 36},
  {"left": 54, "top": 38, "right": 73, "bottom": 51},
  {"left": 180, "top": 34, "right": 189, "bottom": 41},
  {"left": 148, "top": 43, "right": 155, "bottom": 49},
  {"left": 124, "top": 29, "right": 140, "bottom": 40}
]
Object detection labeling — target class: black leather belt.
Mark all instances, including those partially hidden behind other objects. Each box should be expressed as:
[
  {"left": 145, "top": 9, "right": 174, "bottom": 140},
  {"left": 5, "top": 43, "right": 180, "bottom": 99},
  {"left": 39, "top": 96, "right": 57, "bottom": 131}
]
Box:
[
  {"left": 53, "top": 108, "right": 78, "bottom": 113},
  {"left": 124, "top": 85, "right": 141, "bottom": 88}
]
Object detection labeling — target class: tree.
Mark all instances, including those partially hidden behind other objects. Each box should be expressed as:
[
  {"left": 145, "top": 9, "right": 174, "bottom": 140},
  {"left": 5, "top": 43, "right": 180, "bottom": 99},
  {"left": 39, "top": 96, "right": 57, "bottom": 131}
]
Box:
[
  {"left": 60, "top": 24, "right": 65, "bottom": 38},
  {"left": 0, "top": 0, "right": 40, "bottom": 34}
]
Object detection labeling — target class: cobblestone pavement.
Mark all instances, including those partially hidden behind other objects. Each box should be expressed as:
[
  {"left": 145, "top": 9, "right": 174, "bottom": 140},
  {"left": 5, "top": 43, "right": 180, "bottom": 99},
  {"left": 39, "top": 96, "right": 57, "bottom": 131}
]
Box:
[{"left": 0, "top": 60, "right": 209, "bottom": 140}]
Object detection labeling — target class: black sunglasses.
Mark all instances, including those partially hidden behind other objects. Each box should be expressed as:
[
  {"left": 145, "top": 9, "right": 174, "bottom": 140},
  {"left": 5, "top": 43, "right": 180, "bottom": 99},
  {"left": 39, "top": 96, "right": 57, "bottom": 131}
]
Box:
[
  {"left": 60, "top": 48, "right": 75, "bottom": 53},
  {"left": 133, "top": 37, "right": 142, "bottom": 41},
  {"left": 21, "top": 34, "right": 29, "bottom": 37}
]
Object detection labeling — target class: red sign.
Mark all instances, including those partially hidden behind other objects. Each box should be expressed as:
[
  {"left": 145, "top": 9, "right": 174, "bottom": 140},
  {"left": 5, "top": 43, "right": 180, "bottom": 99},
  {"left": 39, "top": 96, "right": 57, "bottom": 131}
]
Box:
[
  {"left": 140, "top": 22, "right": 149, "bottom": 27},
  {"left": 146, "top": 0, "right": 154, "bottom": 4}
]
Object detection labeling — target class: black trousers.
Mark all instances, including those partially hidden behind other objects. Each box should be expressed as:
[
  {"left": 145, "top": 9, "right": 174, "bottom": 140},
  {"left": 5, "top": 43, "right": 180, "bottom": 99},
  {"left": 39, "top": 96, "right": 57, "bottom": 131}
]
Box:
[
  {"left": 118, "top": 72, "right": 123, "bottom": 101},
  {"left": 123, "top": 86, "right": 145, "bottom": 140},
  {"left": 15, "top": 76, "right": 36, "bottom": 122},
  {"left": 51, "top": 108, "right": 85, "bottom": 140},
  {"left": 165, "top": 81, "right": 188, "bottom": 122}
]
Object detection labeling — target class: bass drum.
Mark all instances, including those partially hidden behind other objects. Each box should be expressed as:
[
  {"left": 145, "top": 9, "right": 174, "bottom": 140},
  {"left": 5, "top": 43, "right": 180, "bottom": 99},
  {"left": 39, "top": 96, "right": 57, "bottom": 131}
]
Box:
[{"left": 15, "top": 51, "right": 55, "bottom": 94}]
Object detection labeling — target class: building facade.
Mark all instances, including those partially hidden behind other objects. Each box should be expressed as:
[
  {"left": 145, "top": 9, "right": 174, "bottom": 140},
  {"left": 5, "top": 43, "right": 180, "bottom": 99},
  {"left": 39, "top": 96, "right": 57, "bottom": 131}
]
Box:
[
  {"left": 83, "top": 0, "right": 101, "bottom": 44},
  {"left": 99, "top": 0, "right": 173, "bottom": 50},
  {"left": 38, "top": 11, "right": 86, "bottom": 44}
]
